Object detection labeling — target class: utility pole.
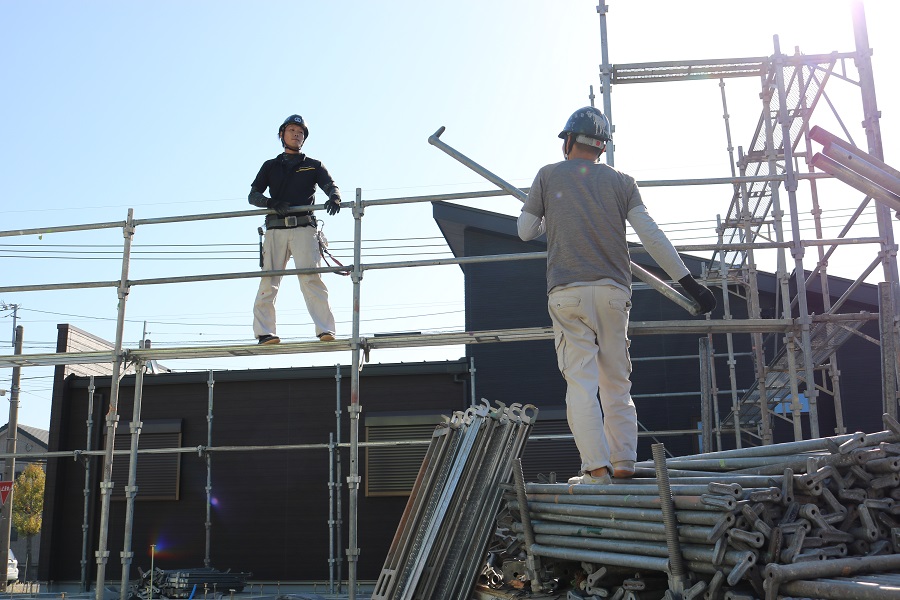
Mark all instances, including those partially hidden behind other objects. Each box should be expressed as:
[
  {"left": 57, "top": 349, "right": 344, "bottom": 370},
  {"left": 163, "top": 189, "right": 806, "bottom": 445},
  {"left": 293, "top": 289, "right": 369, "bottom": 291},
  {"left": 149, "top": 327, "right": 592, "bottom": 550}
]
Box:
[
  {"left": 0, "top": 303, "right": 19, "bottom": 348},
  {"left": 0, "top": 326, "right": 23, "bottom": 592}
]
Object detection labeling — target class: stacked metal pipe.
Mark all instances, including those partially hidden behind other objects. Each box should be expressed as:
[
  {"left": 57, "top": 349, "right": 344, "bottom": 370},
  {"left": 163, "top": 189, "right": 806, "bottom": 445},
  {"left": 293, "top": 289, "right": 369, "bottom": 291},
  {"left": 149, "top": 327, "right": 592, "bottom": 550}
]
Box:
[
  {"left": 132, "top": 567, "right": 250, "bottom": 599},
  {"left": 371, "top": 399, "right": 537, "bottom": 600},
  {"left": 499, "top": 414, "right": 900, "bottom": 600}
]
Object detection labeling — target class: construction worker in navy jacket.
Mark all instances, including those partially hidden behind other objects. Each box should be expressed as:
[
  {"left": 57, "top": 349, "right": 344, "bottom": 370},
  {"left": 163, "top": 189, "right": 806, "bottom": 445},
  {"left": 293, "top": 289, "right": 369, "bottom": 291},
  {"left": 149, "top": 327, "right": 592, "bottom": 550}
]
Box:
[{"left": 248, "top": 114, "right": 342, "bottom": 345}]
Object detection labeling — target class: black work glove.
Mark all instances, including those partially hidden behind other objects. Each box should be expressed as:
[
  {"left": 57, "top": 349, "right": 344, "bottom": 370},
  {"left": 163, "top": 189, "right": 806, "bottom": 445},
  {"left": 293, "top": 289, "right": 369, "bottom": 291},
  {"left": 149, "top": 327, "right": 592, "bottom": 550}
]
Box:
[
  {"left": 325, "top": 195, "right": 341, "bottom": 216},
  {"left": 270, "top": 200, "right": 292, "bottom": 217},
  {"left": 678, "top": 275, "right": 717, "bottom": 315}
]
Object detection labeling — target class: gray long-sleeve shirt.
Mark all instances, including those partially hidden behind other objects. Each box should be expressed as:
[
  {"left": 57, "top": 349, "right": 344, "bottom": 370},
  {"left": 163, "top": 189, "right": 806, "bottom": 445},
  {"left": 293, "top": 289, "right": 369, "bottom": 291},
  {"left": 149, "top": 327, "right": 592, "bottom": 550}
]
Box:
[{"left": 520, "top": 159, "right": 688, "bottom": 294}]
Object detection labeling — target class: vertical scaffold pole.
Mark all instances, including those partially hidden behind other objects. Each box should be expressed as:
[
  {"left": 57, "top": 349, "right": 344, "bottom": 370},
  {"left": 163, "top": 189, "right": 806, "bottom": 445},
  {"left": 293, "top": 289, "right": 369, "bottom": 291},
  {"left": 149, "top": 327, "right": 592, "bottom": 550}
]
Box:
[
  {"left": 468, "top": 357, "right": 476, "bottom": 407},
  {"left": 95, "top": 208, "right": 135, "bottom": 600},
  {"left": 335, "top": 364, "right": 344, "bottom": 592},
  {"left": 853, "top": 1, "right": 900, "bottom": 412},
  {"left": 853, "top": 0, "right": 898, "bottom": 286},
  {"left": 880, "top": 283, "right": 899, "bottom": 420},
  {"left": 718, "top": 78, "right": 766, "bottom": 447},
  {"left": 699, "top": 337, "right": 713, "bottom": 453},
  {"left": 347, "top": 188, "right": 364, "bottom": 600},
  {"left": 329, "top": 363, "right": 343, "bottom": 594},
  {"left": 119, "top": 357, "right": 147, "bottom": 600},
  {"left": 761, "top": 67, "right": 805, "bottom": 441},
  {"left": 81, "top": 377, "right": 97, "bottom": 592},
  {"left": 596, "top": 0, "right": 614, "bottom": 166},
  {"left": 328, "top": 431, "right": 336, "bottom": 594},
  {"left": 774, "top": 35, "right": 820, "bottom": 438},
  {"left": 204, "top": 370, "right": 214, "bottom": 567},
  {"left": 736, "top": 148, "right": 771, "bottom": 446}
]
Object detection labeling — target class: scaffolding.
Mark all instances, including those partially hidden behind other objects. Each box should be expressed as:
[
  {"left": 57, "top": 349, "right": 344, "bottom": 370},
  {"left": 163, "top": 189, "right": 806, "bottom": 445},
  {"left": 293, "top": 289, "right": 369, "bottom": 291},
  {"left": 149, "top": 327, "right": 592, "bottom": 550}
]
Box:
[
  {"left": 1, "top": 1, "right": 899, "bottom": 599},
  {"left": 597, "top": 0, "right": 900, "bottom": 446}
]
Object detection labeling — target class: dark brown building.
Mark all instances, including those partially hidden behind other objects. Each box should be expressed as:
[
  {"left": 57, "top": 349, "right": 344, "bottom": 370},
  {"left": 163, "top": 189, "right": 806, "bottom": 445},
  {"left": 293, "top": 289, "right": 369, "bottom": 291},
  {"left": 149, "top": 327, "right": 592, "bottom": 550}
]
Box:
[{"left": 41, "top": 358, "right": 472, "bottom": 584}]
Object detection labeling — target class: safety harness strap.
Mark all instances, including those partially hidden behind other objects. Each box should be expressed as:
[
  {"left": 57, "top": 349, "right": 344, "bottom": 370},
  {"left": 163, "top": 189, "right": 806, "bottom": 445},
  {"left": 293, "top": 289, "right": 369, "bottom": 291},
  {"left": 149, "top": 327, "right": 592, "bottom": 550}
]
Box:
[{"left": 317, "top": 226, "right": 351, "bottom": 276}]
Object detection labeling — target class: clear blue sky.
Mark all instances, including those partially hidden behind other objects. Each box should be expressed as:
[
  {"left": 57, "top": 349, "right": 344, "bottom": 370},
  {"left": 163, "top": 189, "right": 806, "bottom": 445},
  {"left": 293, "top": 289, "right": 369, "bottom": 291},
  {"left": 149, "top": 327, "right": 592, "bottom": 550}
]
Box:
[{"left": 2, "top": 0, "right": 899, "bottom": 429}]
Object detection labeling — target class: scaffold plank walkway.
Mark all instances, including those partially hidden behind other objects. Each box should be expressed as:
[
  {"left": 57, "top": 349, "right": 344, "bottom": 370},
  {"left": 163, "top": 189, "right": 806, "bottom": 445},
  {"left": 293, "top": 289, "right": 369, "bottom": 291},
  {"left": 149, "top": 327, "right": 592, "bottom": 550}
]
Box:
[{"left": 0, "top": 318, "right": 807, "bottom": 369}]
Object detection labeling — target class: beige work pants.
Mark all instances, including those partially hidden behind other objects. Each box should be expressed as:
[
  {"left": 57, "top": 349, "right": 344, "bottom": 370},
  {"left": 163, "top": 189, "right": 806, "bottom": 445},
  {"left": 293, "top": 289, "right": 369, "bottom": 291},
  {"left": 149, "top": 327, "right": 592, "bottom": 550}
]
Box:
[
  {"left": 253, "top": 226, "right": 336, "bottom": 339},
  {"left": 548, "top": 283, "right": 637, "bottom": 474}
]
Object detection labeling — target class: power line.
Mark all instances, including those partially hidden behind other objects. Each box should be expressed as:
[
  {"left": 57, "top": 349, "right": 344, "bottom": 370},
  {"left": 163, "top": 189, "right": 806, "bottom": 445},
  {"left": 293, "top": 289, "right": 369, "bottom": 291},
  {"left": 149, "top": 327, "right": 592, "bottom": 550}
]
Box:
[
  {"left": 7, "top": 307, "right": 464, "bottom": 341},
  {"left": 0, "top": 236, "right": 448, "bottom": 247}
]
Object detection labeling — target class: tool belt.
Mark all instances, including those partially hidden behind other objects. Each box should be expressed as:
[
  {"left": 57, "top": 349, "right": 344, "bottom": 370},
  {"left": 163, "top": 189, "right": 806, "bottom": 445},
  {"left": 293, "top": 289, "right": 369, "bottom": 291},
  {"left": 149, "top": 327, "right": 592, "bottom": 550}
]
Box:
[{"left": 265, "top": 213, "right": 317, "bottom": 229}]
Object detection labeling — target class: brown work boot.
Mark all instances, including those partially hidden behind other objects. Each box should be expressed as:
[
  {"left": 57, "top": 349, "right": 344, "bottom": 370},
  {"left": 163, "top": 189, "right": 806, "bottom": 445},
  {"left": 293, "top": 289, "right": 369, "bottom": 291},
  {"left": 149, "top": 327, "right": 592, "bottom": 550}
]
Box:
[{"left": 613, "top": 460, "right": 635, "bottom": 479}]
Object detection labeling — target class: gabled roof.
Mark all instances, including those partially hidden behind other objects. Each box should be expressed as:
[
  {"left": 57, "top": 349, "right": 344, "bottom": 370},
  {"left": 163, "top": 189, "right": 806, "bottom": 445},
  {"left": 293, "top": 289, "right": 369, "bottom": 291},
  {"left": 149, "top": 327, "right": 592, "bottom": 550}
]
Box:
[
  {"left": 0, "top": 423, "right": 49, "bottom": 448},
  {"left": 434, "top": 200, "right": 723, "bottom": 278},
  {"left": 433, "top": 201, "right": 525, "bottom": 257},
  {"left": 432, "top": 200, "right": 880, "bottom": 306}
]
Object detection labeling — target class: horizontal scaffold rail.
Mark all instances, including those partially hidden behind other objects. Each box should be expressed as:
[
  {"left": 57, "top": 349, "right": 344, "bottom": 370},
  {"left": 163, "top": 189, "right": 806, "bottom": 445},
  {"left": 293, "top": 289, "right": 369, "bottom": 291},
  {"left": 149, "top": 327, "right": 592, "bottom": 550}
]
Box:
[
  {"left": 0, "top": 428, "right": 736, "bottom": 462},
  {"left": 9, "top": 232, "right": 883, "bottom": 294},
  {"left": 0, "top": 173, "right": 830, "bottom": 241},
  {"left": 614, "top": 57, "right": 767, "bottom": 83},
  {"left": 612, "top": 52, "right": 856, "bottom": 84},
  {"left": 6, "top": 317, "right": 878, "bottom": 369}
]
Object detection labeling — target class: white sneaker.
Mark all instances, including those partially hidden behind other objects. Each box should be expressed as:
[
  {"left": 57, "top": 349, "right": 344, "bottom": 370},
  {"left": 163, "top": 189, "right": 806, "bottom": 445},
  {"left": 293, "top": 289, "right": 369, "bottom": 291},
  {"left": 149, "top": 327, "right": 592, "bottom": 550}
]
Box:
[{"left": 567, "top": 471, "right": 611, "bottom": 485}]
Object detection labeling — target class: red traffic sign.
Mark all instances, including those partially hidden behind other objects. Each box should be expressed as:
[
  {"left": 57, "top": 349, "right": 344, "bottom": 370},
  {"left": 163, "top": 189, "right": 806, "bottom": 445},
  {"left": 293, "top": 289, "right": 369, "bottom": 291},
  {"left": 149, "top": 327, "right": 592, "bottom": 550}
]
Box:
[{"left": 0, "top": 482, "right": 12, "bottom": 506}]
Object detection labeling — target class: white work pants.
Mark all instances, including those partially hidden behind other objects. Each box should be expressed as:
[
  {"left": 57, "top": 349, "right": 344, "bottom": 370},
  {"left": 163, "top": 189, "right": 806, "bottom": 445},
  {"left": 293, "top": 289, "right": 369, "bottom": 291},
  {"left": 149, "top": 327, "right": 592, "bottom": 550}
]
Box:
[
  {"left": 252, "top": 226, "right": 336, "bottom": 339},
  {"left": 548, "top": 283, "right": 637, "bottom": 474}
]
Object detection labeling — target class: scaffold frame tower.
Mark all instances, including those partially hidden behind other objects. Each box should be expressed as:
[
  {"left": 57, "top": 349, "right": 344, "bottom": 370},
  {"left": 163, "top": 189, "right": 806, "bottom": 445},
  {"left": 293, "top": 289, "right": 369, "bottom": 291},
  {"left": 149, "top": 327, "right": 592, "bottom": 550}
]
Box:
[{"left": 0, "top": 2, "right": 898, "bottom": 599}]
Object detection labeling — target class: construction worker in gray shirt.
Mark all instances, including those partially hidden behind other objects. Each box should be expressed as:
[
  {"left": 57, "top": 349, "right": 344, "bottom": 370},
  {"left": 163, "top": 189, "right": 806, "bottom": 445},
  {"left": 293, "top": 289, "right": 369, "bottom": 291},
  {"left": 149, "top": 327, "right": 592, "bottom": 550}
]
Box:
[{"left": 518, "top": 106, "right": 716, "bottom": 485}]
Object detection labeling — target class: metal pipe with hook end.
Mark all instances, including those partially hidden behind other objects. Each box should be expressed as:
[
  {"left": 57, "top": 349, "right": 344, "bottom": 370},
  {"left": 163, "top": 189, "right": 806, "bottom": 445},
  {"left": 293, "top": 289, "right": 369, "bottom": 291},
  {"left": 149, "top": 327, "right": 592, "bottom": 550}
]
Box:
[{"left": 428, "top": 126, "right": 703, "bottom": 315}]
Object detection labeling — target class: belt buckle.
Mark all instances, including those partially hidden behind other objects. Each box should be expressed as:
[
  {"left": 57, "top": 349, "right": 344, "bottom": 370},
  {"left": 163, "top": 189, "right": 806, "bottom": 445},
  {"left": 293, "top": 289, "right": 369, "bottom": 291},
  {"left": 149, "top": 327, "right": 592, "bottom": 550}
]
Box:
[{"left": 285, "top": 215, "right": 298, "bottom": 228}]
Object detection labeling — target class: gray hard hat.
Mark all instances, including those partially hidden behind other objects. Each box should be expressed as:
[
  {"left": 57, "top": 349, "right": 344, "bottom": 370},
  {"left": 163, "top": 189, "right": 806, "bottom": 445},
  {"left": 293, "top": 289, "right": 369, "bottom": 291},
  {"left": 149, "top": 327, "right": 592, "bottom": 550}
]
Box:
[{"left": 558, "top": 106, "right": 611, "bottom": 143}]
